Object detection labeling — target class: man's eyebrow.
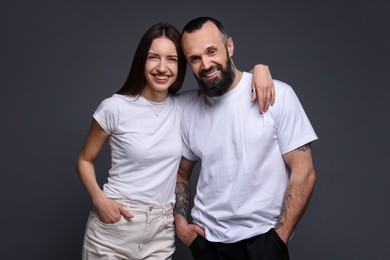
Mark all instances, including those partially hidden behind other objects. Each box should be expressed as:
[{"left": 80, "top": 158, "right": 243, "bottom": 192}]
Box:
[
  {"left": 206, "top": 45, "right": 217, "bottom": 51},
  {"left": 187, "top": 54, "right": 199, "bottom": 59}
]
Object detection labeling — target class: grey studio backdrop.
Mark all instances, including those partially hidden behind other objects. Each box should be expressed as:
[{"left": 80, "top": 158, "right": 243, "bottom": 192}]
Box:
[{"left": 1, "top": 0, "right": 389, "bottom": 259}]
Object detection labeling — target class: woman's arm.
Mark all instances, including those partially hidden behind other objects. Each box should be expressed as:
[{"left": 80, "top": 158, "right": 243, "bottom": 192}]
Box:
[
  {"left": 250, "top": 64, "right": 275, "bottom": 113},
  {"left": 76, "top": 119, "right": 133, "bottom": 223}
]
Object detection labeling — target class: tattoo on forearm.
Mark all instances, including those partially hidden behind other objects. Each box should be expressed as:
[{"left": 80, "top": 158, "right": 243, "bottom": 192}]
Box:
[
  {"left": 296, "top": 143, "right": 310, "bottom": 152},
  {"left": 275, "top": 183, "right": 293, "bottom": 230},
  {"left": 175, "top": 182, "right": 190, "bottom": 220}
]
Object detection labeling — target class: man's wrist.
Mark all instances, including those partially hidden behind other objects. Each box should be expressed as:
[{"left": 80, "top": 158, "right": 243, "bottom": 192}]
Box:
[{"left": 174, "top": 213, "right": 188, "bottom": 224}]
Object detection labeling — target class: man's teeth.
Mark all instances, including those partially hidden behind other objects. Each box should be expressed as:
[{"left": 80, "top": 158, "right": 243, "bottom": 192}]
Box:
[{"left": 206, "top": 70, "right": 218, "bottom": 77}]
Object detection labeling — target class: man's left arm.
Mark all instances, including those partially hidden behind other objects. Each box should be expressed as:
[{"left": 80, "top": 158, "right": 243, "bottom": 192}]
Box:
[{"left": 275, "top": 142, "right": 317, "bottom": 244}]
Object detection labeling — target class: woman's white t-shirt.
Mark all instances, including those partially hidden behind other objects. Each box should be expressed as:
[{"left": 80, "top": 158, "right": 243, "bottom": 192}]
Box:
[{"left": 93, "top": 91, "right": 197, "bottom": 205}]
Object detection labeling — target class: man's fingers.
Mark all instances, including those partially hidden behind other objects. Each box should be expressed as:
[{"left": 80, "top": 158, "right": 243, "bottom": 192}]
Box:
[{"left": 194, "top": 225, "right": 206, "bottom": 238}]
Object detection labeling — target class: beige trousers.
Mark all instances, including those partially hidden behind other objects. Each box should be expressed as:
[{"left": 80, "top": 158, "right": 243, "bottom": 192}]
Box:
[{"left": 82, "top": 201, "right": 175, "bottom": 260}]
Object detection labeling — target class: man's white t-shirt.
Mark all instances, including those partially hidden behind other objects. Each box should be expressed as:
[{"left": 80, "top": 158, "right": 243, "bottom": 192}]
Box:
[{"left": 181, "top": 72, "right": 318, "bottom": 243}]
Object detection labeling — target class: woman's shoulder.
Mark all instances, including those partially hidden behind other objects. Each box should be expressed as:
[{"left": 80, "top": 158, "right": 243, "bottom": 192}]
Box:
[
  {"left": 172, "top": 89, "right": 198, "bottom": 104},
  {"left": 96, "top": 93, "right": 137, "bottom": 112}
]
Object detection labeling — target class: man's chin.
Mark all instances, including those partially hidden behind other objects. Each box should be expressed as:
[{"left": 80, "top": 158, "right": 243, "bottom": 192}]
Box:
[
  {"left": 199, "top": 77, "right": 219, "bottom": 87},
  {"left": 200, "top": 86, "right": 227, "bottom": 97}
]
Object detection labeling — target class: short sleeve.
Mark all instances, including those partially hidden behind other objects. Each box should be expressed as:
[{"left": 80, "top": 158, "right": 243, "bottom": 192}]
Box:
[
  {"left": 180, "top": 105, "right": 200, "bottom": 162},
  {"left": 93, "top": 96, "right": 119, "bottom": 134},
  {"left": 270, "top": 81, "right": 318, "bottom": 154}
]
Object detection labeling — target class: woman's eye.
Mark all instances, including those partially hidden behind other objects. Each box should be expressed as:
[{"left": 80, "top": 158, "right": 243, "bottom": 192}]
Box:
[
  {"left": 147, "top": 55, "right": 159, "bottom": 60},
  {"left": 168, "top": 58, "right": 178, "bottom": 63}
]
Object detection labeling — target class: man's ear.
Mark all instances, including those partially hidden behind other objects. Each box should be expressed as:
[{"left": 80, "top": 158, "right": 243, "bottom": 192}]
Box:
[{"left": 227, "top": 36, "right": 234, "bottom": 58}]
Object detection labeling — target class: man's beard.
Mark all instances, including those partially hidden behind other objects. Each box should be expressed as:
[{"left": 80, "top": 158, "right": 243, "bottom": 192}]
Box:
[{"left": 195, "top": 58, "right": 235, "bottom": 97}]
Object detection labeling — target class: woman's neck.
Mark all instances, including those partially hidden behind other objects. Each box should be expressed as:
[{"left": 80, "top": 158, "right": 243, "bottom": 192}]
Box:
[{"left": 141, "top": 88, "right": 168, "bottom": 102}]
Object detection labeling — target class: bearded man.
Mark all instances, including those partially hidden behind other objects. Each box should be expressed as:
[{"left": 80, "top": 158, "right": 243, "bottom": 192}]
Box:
[{"left": 174, "top": 17, "right": 318, "bottom": 260}]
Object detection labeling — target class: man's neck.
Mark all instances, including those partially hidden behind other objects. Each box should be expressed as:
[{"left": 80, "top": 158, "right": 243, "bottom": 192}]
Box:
[{"left": 226, "top": 69, "right": 243, "bottom": 93}]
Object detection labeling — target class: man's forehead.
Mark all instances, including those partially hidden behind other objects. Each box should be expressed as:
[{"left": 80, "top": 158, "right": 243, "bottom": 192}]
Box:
[{"left": 182, "top": 22, "right": 223, "bottom": 50}]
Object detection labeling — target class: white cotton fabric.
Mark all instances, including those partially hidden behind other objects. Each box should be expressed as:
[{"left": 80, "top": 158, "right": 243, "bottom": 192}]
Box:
[
  {"left": 93, "top": 90, "right": 197, "bottom": 205},
  {"left": 181, "top": 72, "right": 318, "bottom": 243}
]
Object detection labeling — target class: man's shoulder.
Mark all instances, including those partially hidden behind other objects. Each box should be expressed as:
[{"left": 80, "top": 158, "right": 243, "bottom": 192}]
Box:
[
  {"left": 273, "top": 79, "right": 292, "bottom": 94},
  {"left": 267, "top": 80, "right": 299, "bottom": 116},
  {"left": 183, "top": 94, "right": 204, "bottom": 114}
]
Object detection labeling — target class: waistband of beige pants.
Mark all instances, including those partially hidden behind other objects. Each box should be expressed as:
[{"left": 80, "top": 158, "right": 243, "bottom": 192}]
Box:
[{"left": 115, "top": 199, "right": 174, "bottom": 216}]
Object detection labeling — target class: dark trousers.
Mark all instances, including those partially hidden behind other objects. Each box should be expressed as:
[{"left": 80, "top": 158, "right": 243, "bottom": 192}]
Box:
[{"left": 189, "top": 228, "right": 290, "bottom": 260}]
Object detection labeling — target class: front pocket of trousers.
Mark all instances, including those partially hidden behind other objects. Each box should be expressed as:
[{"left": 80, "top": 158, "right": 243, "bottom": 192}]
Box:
[
  {"left": 90, "top": 210, "right": 126, "bottom": 228},
  {"left": 270, "top": 229, "right": 288, "bottom": 252},
  {"left": 189, "top": 235, "right": 201, "bottom": 252}
]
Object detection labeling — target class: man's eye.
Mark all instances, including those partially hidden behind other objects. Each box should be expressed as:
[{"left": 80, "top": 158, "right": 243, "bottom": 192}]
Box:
[{"left": 190, "top": 57, "right": 200, "bottom": 63}]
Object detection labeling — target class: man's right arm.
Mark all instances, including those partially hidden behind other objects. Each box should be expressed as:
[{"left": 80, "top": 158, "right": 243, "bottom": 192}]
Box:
[{"left": 174, "top": 156, "right": 205, "bottom": 246}]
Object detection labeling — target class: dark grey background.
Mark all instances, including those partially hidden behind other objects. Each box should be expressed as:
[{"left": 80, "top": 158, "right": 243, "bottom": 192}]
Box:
[{"left": 1, "top": 0, "right": 389, "bottom": 259}]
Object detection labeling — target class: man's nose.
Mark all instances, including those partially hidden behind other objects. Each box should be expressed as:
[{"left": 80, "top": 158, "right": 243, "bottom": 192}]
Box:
[{"left": 201, "top": 57, "right": 212, "bottom": 70}]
